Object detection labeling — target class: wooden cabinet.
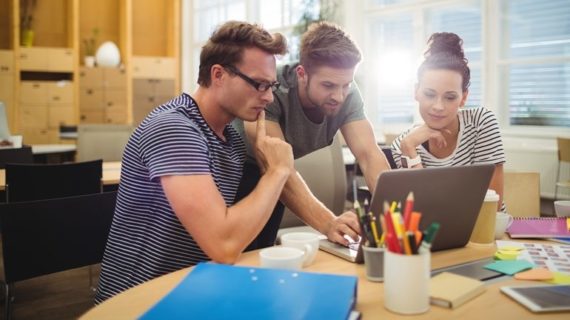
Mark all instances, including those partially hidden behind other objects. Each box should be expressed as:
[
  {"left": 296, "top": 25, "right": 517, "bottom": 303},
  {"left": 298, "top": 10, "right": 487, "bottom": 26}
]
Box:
[
  {"left": 19, "top": 80, "right": 75, "bottom": 143},
  {"left": 79, "top": 67, "right": 127, "bottom": 124},
  {"left": 7, "top": 0, "right": 180, "bottom": 140},
  {"left": 132, "top": 79, "right": 176, "bottom": 124}
]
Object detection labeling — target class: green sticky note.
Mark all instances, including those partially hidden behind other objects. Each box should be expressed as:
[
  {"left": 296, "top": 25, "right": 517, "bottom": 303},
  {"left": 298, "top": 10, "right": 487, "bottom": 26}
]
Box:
[
  {"left": 484, "top": 260, "right": 534, "bottom": 275},
  {"left": 544, "top": 272, "right": 570, "bottom": 285}
]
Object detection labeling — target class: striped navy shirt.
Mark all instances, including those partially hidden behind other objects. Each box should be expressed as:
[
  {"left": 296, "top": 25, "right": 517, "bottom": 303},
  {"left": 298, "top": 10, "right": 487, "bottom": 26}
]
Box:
[{"left": 95, "top": 93, "right": 245, "bottom": 303}]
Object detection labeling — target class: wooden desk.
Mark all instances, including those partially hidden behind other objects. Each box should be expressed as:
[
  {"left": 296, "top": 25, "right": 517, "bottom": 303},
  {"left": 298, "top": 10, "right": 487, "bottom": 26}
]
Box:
[
  {"left": 0, "top": 161, "right": 121, "bottom": 191},
  {"left": 31, "top": 144, "right": 77, "bottom": 163},
  {"left": 80, "top": 243, "right": 566, "bottom": 319}
]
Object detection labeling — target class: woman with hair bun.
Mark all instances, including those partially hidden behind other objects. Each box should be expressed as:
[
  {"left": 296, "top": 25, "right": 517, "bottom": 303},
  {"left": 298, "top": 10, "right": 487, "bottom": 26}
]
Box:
[{"left": 391, "top": 32, "right": 506, "bottom": 211}]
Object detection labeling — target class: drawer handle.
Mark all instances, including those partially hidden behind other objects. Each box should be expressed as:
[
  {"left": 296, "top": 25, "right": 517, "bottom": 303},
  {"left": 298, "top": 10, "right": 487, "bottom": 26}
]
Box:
[
  {"left": 87, "top": 89, "right": 93, "bottom": 94},
  {"left": 53, "top": 96, "right": 60, "bottom": 101}
]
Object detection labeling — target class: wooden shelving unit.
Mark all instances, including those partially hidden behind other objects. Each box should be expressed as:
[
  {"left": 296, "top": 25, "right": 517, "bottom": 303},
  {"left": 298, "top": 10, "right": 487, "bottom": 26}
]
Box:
[{"left": 5, "top": 0, "right": 181, "bottom": 144}]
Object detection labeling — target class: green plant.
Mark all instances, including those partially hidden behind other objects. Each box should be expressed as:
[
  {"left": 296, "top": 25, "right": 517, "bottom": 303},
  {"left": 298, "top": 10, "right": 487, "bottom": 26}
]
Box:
[
  {"left": 293, "top": 0, "right": 339, "bottom": 36},
  {"left": 20, "top": 0, "right": 37, "bottom": 31},
  {"left": 83, "top": 28, "right": 100, "bottom": 56}
]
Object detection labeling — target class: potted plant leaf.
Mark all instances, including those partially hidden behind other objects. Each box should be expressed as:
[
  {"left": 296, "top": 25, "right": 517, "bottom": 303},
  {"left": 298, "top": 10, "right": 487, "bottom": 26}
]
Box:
[{"left": 83, "top": 28, "right": 99, "bottom": 67}]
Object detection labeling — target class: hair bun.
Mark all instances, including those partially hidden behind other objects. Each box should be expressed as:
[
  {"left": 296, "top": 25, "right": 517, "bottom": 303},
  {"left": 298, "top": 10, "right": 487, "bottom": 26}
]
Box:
[{"left": 424, "top": 32, "right": 465, "bottom": 60}]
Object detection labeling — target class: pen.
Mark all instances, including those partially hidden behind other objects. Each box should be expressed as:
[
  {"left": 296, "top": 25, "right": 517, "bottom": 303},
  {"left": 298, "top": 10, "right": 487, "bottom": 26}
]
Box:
[
  {"left": 407, "top": 231, "right": 417, "bottom": 254},
  {"left": 419, "top": 222, "right": 440, "bottom": 254},
  {"left": 369, "top": 212, "right": 381, "bottom": 246}
]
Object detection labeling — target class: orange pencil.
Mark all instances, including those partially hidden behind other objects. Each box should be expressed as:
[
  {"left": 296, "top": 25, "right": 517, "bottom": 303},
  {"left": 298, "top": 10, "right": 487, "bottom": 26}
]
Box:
[
  {"left": 409, "top": 211, "right": 422, "bottom": 232},
  {"left": 403, "top": 192, "right": 414, "bottom": 230}
]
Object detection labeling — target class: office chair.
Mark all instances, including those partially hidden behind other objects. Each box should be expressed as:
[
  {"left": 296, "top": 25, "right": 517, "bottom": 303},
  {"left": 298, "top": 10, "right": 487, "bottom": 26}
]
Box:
[
  {"left": 5, "top": 159, "right": 103, "bottom": 203},
  {"left": 504, "top": 172, "right": 541, "bottom": 217},
  {"left": 279, "top": 135, "right": 347, "bottom": 230},
  {"left": 77, "top": 124, "right": 133, "bottom": 162},
  {"left": 0, "top": 192, "right": 117, "bottom": 320},
  {"left": 555, "top": 137, "right": 570, "bottom": 200},
  {"left": 0, "top": 146, "right": 33, "bottom": 169}
]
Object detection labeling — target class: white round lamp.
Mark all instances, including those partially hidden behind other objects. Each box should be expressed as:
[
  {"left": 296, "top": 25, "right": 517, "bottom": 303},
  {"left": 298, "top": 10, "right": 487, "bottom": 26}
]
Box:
[{"left": 95, "top": 41, "right": 121, "bottom": 67}]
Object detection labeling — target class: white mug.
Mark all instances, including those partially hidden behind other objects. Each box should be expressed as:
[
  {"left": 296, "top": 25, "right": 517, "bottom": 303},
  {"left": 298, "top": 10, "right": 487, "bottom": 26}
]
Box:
[
  {"left": 259, "top": 246, "right": 304, "bottom": 270},
  {"left": 280, "top": 232, "right": 319, "bottom": 267},
  {"left": 495, "top": 212, "right": 514, "bottom": 239}
]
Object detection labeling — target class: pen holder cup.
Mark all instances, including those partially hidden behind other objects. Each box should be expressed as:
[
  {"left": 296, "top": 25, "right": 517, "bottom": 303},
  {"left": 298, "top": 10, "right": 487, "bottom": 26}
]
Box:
[
  {"left": 383, "top": 250, "right": 430, "bottom": 315},
  {"left": 362, "top": 246, "right": 384, "bottom": 282}
]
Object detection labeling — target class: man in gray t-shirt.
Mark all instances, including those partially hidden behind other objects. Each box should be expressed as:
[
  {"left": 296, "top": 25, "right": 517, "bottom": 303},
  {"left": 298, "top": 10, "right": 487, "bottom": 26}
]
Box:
[{"left": 234, "top": 22, "right": 391, "bottom": 250}]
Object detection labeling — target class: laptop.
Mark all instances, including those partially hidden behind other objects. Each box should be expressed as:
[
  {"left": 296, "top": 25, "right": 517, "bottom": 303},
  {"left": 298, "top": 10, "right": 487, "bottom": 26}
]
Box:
[
  {"left": 369, "top": 164, "right": 495, "bottom": 251},
  {"left": 318, "top": 164, "right": 494, "bottom": 262},
  {"left": 319, "top": 237, "right": 364, "bottom": 263}
]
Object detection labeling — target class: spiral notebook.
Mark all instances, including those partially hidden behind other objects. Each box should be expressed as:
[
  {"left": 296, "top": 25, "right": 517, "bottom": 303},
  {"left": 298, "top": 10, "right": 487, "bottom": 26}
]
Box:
[{"left": 507, "top": 217, "right": 570, "bottom": 238}]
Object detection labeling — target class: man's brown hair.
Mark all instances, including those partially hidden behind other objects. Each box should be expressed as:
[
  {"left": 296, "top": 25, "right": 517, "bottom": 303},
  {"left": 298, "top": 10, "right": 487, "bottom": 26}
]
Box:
[
  {"left": 198, "top": 21, "right": 287, "bottom": 87},
  {"left": 300, "top": 22, "right": 361, "bottom": 73}
]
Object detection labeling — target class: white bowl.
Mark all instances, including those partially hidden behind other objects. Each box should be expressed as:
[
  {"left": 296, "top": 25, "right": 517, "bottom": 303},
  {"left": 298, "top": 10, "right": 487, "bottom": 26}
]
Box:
[
  {"left": 259, "top": 246, "right": 304, "bottom": 270},
  {"left": 554, "top": 200, "right": 570, "bottom": 217}
]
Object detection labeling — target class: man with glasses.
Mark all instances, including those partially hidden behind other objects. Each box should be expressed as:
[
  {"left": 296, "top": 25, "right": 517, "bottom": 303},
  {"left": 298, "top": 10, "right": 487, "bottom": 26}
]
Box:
[
  {"left": 96, "top": 21, "right": 291, "bottom": 303},
  {"left": 234, "top": 22, "right": 392, "bottom": 250}
]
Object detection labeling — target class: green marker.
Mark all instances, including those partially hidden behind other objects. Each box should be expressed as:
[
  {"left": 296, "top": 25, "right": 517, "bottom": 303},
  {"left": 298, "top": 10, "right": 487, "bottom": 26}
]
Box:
[{"left": 419, "top": 222, "right": 440, "bottom": 254}]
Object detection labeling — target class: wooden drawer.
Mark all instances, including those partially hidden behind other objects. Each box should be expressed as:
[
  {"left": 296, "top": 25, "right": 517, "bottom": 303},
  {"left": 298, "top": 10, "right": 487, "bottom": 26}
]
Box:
[
  {"left": 22, "top": 128, "right": 50, "bottom": 144},
  {"left": 20, "top": 105, "right": 48, "bottom": 128},
  {"left": 154, "top": 79, "right": 176, "bottom": 96},
  {"left": 79, "top": 67, "right": 104, "bottom": 87},
  {"left": 47, "top": 129, "right": 62, "bottom": 144},
  {"left": 49, "top": 106, "right": 75, "bottom": 128},
  {"left": 19, "top": 47, "right": 49, "bottom": 71},
  {"left": 103, "top": 68, "right": 127, "bottom": 88},
  {"left": 132, "top": 56, "right": 176, "bottom": 79},
  {"left": 133, "top": 79, "right": 155, "bottom": 94},
  {"left": 105, "top": 111, "right": 127, "bottom": 124},
  {"left": 48, "top": 81, "right": 74, "bottom": 104},
  {"left": 155, "top": 95, "right": 174, "bottom": 107},
  {"left": 48, "top": 48, "right": 74, "bottom": 72},
  {"left": 79, "top": 87, "right": 104, "bottom": 109},
  {"left": 104, "top": 89, "right": 127, "bottom": 108},
  {"left": 132, "top": 57, "right": 156, "bottom": 78},
  {"left": 153, "top": 58, "right": 176, "bottom": 79},
  {"left": 0, "top": 75, "right": 14, "bottom": 108},
  {"left": 80, "top": 110, "right": 105, "bottom": 123},
  {"left": 0, "top": 50, "right": 14, "bottom": 74},
  {"left": 20, "top": 81, "right": 49, "bottom": 104}
]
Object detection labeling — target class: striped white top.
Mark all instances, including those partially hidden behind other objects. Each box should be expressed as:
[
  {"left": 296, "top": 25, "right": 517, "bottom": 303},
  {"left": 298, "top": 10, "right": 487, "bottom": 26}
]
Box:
[
  {"left": 391, "top": 107, "right": 505, "bottom": 168},
  {"left": 391, "top": 107, "right": 506, "bottom": 211},
  {"left": 95, "top": 93, "right": 245, "bottom": 303}
]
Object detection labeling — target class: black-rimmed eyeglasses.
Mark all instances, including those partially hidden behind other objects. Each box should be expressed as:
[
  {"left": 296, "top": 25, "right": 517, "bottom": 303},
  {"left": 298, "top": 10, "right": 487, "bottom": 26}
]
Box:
[{"left": 223, "top": 65, "right": 280, "bottom": 92}]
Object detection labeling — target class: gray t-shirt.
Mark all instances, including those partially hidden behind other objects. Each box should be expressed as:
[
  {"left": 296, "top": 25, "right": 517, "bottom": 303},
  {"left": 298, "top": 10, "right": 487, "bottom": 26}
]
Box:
[{"left": 233, "top": 62, "right": 366, "bottom": 161}]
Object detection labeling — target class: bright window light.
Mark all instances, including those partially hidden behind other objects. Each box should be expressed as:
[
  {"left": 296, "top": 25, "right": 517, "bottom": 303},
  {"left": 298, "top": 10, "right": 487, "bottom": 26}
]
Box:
[{"left": 375, "top": 49, "right": 415, "bottom": 91}]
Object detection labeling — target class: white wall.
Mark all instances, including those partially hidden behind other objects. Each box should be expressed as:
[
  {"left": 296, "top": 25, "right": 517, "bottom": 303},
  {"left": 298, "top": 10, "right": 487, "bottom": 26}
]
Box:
[{"left": 503, "top": 135, "right": 569, "bottom": 199}]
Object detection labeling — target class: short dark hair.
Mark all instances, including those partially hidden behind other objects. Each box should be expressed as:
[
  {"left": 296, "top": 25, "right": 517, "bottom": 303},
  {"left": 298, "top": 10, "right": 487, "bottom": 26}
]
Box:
[
  {"left": 417, "top": 32, "right": 471, "bottom": 92},
  {"left": 300, "top": 21, "right": 361, "bottom": 73},
  {"left": 197, "top": 21, "right": 287, "bottom": 87}
]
